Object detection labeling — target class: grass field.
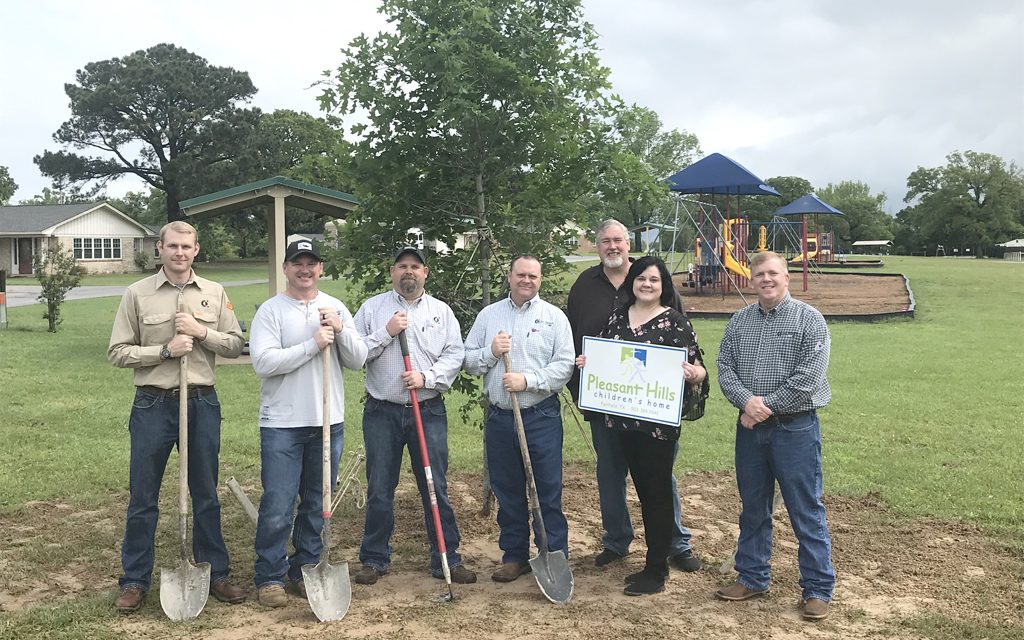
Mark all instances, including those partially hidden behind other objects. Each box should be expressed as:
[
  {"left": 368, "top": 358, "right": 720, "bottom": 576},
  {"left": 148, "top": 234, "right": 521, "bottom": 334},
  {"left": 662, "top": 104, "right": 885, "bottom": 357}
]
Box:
[{"left": 1, "top": 255, "right": 1022, "bottom": 637}]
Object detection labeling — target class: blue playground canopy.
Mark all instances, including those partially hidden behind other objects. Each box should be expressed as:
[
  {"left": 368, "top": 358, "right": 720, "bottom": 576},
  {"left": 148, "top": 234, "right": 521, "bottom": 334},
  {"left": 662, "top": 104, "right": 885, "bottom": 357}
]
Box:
[
  {"left": 666, "top": 152, "right": 781, "bottom": 197},
  {"left": 773, "top": 193, "right": 844, "bottom": 216}
]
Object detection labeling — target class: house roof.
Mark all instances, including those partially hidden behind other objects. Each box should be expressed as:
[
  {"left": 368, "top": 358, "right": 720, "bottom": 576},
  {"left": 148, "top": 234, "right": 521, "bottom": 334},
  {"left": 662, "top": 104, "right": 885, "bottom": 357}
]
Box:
[
  {"left": 0, "top": 202, "right": 154, "bottom": 236},
  {"left": 0, "top": 203, "right": 96, "bottom": 234},
  {"left": 997, "top": 238, "right": 1024, "bottom": 248},
  {"left": 179, "top": 176, "right": 359, "bottom": 220},
  {"left": 852, "top": 240, "right": 894, "bottom": 247}
]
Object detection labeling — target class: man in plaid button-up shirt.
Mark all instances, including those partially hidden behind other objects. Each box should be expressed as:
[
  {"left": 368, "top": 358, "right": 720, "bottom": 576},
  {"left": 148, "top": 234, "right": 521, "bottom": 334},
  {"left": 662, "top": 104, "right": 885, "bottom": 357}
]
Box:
[{"left": 715, "top": 251, "right": 836, "bottom": 622}]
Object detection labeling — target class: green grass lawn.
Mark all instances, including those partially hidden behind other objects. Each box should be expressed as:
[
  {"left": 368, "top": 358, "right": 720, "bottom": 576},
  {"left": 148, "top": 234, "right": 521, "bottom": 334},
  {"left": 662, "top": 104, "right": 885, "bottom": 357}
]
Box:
[{"left": 1, "top": 255, "right": 1022, "bottom": 638}]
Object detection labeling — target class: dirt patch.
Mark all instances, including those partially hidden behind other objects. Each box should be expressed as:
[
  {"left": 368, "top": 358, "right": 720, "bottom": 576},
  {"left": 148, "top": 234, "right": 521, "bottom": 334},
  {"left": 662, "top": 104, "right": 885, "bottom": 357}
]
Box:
[
  {"left": 2, "top": 469, "right": 1022, "bottom": 638},
  {"left": 674, "top": 272, "right": 912, "bottom": 316}
]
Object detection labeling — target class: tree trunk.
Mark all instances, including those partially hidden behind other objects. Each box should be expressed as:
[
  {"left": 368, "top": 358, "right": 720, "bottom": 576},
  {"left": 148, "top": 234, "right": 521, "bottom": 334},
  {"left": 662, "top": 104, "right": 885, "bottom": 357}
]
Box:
[{"left": 475, "top": 169, "right": 495, "bottom": 512}]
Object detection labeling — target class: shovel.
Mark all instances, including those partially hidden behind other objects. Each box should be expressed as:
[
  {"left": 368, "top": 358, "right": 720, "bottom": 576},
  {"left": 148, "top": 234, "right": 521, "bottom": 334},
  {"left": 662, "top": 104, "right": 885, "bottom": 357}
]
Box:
[
  {"left": 398, "top": 330, "right": 456, "bottom": 603},
  {"left": 302, "top": 348, "right": 352, "bottom": 622},
  {"left": 160, "top": 301, "right": 211, "bottom": 621},
  {"left": 502, "top": 352, "right": 573, "bottom": 604}
]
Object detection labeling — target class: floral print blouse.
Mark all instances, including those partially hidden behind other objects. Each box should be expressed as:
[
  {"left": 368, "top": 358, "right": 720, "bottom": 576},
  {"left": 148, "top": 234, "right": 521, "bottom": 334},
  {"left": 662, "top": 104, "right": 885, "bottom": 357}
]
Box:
[{"left": 600, "top": 305, "right": 709, "bottom": 441}]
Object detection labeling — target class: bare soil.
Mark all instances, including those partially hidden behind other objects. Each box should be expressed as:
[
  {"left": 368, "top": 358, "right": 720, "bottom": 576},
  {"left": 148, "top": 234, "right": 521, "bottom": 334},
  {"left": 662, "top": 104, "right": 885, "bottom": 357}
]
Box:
[
  {"left": 674, "top": 272, "right": 912, "bottom": 316},
  {"left": 2, "top": 468, "right": 1022, "bottom": 639}
]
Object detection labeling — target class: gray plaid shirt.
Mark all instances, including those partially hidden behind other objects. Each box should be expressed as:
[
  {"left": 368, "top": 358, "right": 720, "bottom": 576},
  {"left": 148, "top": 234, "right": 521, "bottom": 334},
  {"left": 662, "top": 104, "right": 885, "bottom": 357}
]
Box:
[
  {"left": 463, "top": 294, "right": 575, "bottom": 410},
  {"left": 717, "top": 294, "right": 831, "bottom": 415},
  {"left": 354, "top": 290, "right": 464, "bottom": 404}
]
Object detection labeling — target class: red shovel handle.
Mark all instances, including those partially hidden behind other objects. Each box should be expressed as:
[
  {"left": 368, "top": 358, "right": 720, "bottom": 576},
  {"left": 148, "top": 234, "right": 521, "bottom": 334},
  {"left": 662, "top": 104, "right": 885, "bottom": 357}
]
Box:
[{"left": 397, "top": 330, "right": 448, "bottom": 556}]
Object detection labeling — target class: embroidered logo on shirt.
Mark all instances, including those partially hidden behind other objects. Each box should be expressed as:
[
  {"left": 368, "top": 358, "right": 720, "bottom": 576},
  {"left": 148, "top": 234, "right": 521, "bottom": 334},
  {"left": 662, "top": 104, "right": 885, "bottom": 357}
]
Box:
[
  {"left": 815, "top": 340, "right": 824, "bottom": 351},
  {"left": 201, "top": 299, "right": 210, "bottom": 307}
]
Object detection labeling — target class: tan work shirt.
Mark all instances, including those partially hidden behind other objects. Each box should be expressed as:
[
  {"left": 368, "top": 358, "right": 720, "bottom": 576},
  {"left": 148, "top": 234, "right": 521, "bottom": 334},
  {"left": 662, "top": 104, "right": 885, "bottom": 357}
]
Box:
[{"left": 108, "top": 268, "right": 244, "bottom": 388}]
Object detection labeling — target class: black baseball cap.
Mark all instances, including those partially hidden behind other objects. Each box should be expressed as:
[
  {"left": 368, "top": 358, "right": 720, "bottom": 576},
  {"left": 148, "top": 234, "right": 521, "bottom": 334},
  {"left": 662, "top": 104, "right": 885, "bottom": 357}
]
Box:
[
  {"left": 393, "top": 246, "right": 426, "bottom": 264},
  {"left": 284, "top": 239, "right": 322, "bottom": 262}
]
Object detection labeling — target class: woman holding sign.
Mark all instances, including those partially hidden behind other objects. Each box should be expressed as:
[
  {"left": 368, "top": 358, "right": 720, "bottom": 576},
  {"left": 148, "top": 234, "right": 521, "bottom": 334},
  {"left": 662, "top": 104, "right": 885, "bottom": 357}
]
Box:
[{"left": 575, "top": 255, "right": 709, "bottom": 596}]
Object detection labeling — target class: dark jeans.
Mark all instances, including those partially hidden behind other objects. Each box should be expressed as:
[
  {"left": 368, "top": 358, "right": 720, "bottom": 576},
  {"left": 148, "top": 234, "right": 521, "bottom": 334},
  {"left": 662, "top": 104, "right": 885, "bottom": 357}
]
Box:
[
  {"left": 253, "top": 423, "right": 344, "bottom": 588},
  {"left": 734, "top": 411, "right": 835, "bottom": 601},
  {"left": 486, "top": 395, "right": 569, "bottom": 563},
  {"left": 119, "top": 388, "right": 229, "bottom": 591},
  {"left": 359, "top": 397, "right": 463, "bottom": 575},
  {"left": 618, "top": 429, "right": 675, "bottom": 578},
  {"left": 589, "top": 416, "right": 693, "bottom": 556}
]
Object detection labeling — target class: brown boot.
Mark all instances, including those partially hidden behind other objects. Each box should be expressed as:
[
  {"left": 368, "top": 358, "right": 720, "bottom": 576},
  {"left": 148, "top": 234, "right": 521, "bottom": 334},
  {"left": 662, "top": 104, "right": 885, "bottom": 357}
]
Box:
[
  {"left": 714, "top": 581, "right": 768, "bottom": 601},
  {"left": 491, "top": 561, "right": 532, "bottom": 583},
  {"left": 802, "top": 598, "right": 829, "bottom": 621},
  {"left": 210, "top": 579, "right": 247, "bottom": 604},
  {"left": 114, "top": 585, "right": 145, "bottom": 614}
]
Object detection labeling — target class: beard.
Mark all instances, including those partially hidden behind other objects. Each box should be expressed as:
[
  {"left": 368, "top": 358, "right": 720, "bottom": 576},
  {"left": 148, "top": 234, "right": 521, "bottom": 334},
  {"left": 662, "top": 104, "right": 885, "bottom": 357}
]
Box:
[
  {"left": 601, "top": 255, "right": 624, "bottom": 269},
  {"left": 399, "top": 276, "right": 419, "bottom": 296}
]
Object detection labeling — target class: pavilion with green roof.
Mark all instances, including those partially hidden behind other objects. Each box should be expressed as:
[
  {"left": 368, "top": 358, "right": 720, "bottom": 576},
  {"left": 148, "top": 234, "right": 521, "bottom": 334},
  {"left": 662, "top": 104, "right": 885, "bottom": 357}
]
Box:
[{"left": 178, "top": 177, "right": 358, "bottom": 297}]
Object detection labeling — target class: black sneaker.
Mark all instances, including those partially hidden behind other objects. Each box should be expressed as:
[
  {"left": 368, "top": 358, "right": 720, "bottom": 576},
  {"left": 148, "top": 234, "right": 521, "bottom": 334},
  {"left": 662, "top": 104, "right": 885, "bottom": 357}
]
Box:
[
  {"left": 624, "top": 570, "right": 645, "bottom": 584},
  {"left": 670, "top": 549, "right": 702, "bottom": 572},
  {"left": 594, "top": 549, "right": 626, "bottom": 567}
]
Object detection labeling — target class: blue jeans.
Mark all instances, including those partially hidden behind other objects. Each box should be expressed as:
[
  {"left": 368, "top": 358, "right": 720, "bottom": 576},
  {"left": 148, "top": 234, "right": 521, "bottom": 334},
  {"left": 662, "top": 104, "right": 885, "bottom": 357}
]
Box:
[
  {"left": 359, "top": 397, "right": 463, "bottom": 575},
  {"left": 589, "top": 417, "right": 693, "bottom": 556},
  {"left": 254, "top": 423, "right": 344, "bottom": 588},
  {"left": 486, "top": 395, "right": 569, "bottom": 563},
  {"left": 734, "top": 411, "right": 835, "bottom": 601},
  {"left": 119, "top": 388, "right": 229, "bottom": 591}
]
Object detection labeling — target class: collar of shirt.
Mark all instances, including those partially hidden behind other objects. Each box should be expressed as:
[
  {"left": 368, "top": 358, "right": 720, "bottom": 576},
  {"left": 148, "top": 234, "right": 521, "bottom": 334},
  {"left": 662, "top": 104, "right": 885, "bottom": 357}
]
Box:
[
  {"left": 392, "top": 289, "right": 426, "bottom": 308},
  {"left": 506, "top": 293, "right": 540, "bottom": 311},
  {"left": 758, "top": 293, "right": 793, "bottom": 316},
  {"left": 155, "top": 267, "right": 202, "bottom": 292}
]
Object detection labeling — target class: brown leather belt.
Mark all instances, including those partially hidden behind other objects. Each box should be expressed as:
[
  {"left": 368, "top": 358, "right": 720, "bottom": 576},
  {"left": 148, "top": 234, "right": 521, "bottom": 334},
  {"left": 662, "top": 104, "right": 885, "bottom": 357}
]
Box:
[{"left": 137, "top": 385, "right": 215, "bottom": 399}]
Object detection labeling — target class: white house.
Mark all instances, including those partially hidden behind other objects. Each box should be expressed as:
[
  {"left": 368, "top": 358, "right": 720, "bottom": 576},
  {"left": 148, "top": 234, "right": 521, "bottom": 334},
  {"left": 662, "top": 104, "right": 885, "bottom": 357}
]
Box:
[{"left": 0, "top": 202, "right": 157, "bottom": 276}]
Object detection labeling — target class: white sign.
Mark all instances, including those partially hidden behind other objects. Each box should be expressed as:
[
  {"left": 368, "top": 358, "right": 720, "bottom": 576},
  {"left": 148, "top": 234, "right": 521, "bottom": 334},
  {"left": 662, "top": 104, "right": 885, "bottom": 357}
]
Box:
[{"left": 578, "top": 337, "right": 687, "bottom": 427}]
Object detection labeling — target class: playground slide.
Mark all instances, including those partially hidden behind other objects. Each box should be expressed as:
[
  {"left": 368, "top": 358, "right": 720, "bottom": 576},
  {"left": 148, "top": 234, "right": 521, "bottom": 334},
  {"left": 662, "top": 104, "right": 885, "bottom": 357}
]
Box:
[
  {"left": 722, "top": 242, "right": 751, "bottom": 279},
  {"left": 790, "top": 249, "right": 818, "bottom": 263}
]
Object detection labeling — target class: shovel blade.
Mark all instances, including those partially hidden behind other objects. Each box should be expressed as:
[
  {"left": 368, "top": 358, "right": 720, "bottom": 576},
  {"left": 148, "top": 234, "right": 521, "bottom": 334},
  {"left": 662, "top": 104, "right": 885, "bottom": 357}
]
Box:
[
  {"left": 159, "top": 560, "right": 211, "bottom": 621},
  {"left": 529, "top": 550, "right": 573, "bottom": 604},
  {"left": 302, "top": 560, "right": 351, "bottom": 622}
]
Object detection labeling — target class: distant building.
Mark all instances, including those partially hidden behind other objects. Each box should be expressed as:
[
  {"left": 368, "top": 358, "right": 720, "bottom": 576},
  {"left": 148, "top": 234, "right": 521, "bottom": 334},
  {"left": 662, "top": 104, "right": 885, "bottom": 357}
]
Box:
[
  {"left": 0, "top": 202, "right": 157, "bottom": 275},
  {"left": 996, "top": 238, "right": 1024, "bottom": 261},
  {"left": 852, "top": 240, "right": 894, "bottom": 255}
]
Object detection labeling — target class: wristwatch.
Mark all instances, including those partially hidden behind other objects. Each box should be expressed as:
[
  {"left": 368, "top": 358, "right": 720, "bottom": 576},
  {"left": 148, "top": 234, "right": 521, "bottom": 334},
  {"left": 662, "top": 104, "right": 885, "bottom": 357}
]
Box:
[{"left": 160, "top": 344, "right": 171, "bottom": 361}]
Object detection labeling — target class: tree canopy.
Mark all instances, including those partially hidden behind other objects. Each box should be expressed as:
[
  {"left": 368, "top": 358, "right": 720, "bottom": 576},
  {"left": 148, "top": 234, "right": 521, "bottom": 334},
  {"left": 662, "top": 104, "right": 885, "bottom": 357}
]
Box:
[
  {"left": 34, "top": 43, "right": 261, "bottom": 221},
  {"left": 815, "top": 181, "right": 893, "bottom": 247},
  {"left": 0, "top": 166, "right": 17, "bottom": 204},
  {"left": 896, "top": 150, "right": 1024, "bottom": 255},
  {"left": 318, "top": 0, "right": 621, "bottom": 314}
]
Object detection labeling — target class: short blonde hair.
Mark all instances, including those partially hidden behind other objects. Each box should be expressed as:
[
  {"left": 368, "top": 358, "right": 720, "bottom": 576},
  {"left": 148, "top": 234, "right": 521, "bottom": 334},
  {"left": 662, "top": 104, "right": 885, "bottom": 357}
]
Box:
[
  {"left": 750, "top": 251, "right": 788, "bottom": 273},
  {"left": 158, "top": 220, "right": 199, "bottom": 244}
]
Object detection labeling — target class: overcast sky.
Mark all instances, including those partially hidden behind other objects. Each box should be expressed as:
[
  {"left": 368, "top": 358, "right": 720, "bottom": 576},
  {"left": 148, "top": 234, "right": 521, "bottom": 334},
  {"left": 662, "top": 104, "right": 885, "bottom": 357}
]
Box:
[{"left": 2, "top": 0, "right": 1021, "bottom": 212}]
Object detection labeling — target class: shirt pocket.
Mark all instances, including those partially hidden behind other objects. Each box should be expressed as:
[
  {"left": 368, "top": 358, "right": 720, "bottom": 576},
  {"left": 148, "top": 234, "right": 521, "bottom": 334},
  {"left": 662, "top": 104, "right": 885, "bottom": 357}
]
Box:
[
  {"left": 193, "top": 309, "right": 217, "bottom": 326},
  {"left": 141, "top": 312, "right": 174, "bottom": 345}
]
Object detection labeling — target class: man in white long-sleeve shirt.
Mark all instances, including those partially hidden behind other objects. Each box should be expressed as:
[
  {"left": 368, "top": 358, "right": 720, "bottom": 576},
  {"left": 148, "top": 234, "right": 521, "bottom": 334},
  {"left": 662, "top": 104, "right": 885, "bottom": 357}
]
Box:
[
  {"left": 248, "top": 239, "right": 367, "bottom": 608},
  {"left": 463, "top": 255, "right": 574, "bottom": 582}
]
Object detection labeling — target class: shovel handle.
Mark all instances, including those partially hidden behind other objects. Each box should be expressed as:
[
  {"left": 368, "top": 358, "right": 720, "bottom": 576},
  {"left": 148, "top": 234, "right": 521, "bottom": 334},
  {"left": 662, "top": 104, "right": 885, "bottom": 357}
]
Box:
[
  {"left": 322, "top": 347, "right": 332, "bottom": 518},
  {"left": 501, "top": 351, "right": 549, "bottom": 553},
  {"left": 177, "top": 299, "right": 189, "bottom": 562}
]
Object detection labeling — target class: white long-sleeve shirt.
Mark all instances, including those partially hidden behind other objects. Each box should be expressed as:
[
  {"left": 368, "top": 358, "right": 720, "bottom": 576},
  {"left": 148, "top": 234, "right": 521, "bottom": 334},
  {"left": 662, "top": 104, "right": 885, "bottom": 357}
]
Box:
[{"left": 250, "top": 291, "right": 367, "bottom": 428}]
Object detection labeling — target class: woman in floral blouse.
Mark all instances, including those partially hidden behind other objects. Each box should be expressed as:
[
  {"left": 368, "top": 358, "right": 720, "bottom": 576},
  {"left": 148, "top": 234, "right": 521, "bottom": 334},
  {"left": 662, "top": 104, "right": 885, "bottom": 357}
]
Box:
[{"left": 576, "top": 255, "right": 709, "bottom": 595}]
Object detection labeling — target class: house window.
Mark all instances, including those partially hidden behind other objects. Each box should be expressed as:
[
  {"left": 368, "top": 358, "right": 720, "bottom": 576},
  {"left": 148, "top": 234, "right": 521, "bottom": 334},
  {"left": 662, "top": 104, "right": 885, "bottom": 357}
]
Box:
[{"left": 73, "top": 237, "right": 121, "bottom": 260}]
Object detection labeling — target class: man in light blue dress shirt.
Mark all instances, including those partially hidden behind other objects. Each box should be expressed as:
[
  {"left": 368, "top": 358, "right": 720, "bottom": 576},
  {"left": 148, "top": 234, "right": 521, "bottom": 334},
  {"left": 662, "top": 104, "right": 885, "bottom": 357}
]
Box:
[{"left": 463, "top": 255, "right": 575, "bottom": 582}]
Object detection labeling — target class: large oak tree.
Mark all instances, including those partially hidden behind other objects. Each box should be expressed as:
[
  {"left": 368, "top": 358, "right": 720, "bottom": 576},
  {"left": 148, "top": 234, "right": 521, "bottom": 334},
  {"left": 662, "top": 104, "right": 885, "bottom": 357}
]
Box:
[{"left": 35, "top": 43, "right": 261, "bottom": 221}]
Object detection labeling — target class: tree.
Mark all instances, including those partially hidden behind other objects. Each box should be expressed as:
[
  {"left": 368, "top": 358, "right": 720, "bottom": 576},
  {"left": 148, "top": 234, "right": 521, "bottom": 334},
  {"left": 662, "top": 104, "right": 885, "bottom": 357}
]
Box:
[
  {"left": 815, "top": 181, "right": 893, "bottom": 248},
  {"left": 897, "top": 151, "right": 1024, "bottom": 256},
  {"left": 33, "top": 244, "right": 83, "bottom": 332},
  {"left": 318, "top": 0, "right": 618, "bottom": 316},
  {"left": 18, "top": 185, "right": 101, "bottom": 205},
  {"left": 740, "top": 176, "right": 814, "bottom": 222},
  {"left": 592, "top": 104, "right": 701, "bottom": 248},
  {"left": 35, "top": 43, "right": 261, "bottom": 222},
  {"left": 0, "top": 166, "right": 17, "bottom": 204}
]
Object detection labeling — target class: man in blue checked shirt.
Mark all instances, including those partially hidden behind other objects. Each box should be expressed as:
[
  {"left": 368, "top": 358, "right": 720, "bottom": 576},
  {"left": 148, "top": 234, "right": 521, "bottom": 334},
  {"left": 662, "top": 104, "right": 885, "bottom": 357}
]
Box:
[
  {"left": 463, "top": 255, "right": 575, "bottom": 583},
  {"left": 715, "top": 251, "right": 835, "bottom": 622}
]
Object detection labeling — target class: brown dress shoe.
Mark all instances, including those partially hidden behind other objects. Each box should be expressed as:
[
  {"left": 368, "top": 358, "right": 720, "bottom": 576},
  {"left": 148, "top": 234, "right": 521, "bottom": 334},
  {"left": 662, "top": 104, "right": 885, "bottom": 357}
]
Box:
[
  {"left": 802, "top": 598, "right": 829, "bottom": 621},
  {"left": 115, "top": 585, "right": 145, "bottom": 613},
  {"left": 491, "top": 561, "right": 532, "bottom": 583},
  {"left": 210, "top": 579, "right": 247, "bottom": 604},
  {"left": 714, "top": 581, "right": 768, "bottom": 601}
]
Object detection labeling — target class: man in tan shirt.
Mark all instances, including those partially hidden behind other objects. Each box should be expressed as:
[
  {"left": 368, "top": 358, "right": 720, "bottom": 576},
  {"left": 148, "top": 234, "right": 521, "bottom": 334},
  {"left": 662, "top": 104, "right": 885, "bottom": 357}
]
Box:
[{"left": 108, "top": 220, "right": 245, "bottom": 613}]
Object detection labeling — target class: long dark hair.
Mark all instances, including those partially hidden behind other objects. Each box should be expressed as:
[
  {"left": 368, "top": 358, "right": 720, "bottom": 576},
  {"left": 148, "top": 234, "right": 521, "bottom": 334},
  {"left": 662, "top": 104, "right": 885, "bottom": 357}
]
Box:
[{"left": 622, "top": 255, "right": 675, "bottom": 308}]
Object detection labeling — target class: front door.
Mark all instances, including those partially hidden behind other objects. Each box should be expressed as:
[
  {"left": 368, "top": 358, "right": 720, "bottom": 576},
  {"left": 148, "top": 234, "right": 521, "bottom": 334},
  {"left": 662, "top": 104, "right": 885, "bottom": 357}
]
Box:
[{"left": 17, "top": 238, "right": 33, "bottom": 275}]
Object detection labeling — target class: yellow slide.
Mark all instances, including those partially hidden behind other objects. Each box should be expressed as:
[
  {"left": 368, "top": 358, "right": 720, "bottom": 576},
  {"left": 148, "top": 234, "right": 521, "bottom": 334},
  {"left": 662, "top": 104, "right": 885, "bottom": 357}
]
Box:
[
  {"left": 789, "top": 248, "right": 818, "bottom": 263},
  {"left": 722, "top": 241, "right": 751, "bottom": 279}
]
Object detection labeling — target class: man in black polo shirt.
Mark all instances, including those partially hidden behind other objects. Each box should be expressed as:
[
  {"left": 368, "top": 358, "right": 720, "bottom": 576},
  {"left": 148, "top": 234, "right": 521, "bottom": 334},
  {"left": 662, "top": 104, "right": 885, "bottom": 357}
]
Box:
[{"left": 566, "top": 219, "right": 701, "bottom": 572}]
